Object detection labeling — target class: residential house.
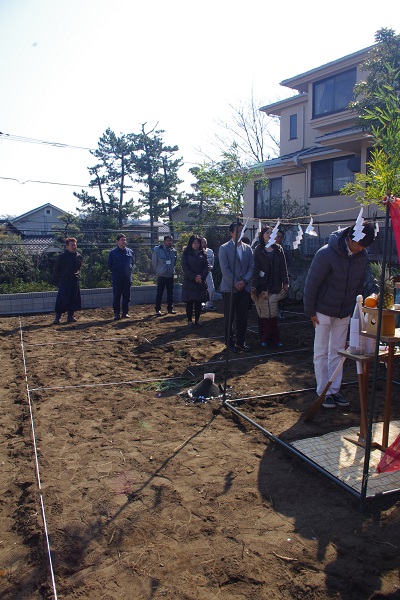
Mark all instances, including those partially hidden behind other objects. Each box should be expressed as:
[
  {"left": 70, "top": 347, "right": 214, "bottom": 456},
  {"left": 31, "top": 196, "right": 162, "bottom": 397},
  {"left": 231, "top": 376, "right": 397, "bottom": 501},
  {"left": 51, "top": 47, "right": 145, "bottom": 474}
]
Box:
[
  {"left": 243, "top": 44, "right": 385, "bottom": 253},
  {"left": 9, "top": 203, "right": 66, "bottom": 254},
  {"left": 171, "top": 203, "right": 232, "bottom": 230},
  {"left": 170, "top": 203, "right": 201, "bottom": 226},
  {"left": 123, "top": 219, "right": 170, "bottom": 246}
]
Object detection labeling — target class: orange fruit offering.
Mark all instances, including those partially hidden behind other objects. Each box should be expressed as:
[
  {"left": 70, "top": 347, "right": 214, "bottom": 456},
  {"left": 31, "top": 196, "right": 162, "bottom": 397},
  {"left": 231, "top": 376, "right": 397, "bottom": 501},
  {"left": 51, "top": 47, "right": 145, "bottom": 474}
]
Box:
[{"left": 364, "top": 294, "right": 378, "bottom": 308}]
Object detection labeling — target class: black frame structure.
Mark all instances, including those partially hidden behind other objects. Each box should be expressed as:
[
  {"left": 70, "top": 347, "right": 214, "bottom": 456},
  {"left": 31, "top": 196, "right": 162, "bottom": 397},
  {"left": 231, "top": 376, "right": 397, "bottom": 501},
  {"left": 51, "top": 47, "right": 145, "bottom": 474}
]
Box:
[{"left": 221, "top": 208, "right": 399, "bottom": 509}]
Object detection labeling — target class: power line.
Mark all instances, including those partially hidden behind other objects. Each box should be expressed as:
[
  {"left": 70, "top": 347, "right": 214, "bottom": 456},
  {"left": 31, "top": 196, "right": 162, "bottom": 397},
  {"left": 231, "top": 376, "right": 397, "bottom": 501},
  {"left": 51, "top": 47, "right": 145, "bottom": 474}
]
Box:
[
  {"left": 0, "top": 176, "right": 91, "bottom": 188},
  {"left": 0, "top": 131, "right": 201, "bottom": 166},
  {"left": 0, "top": 175, "right": 176, "bottom": 195},
  {"left": 0, "top": 131, "right": 94, "bottom": 151},
  {"left": 0, "top": 131, "right": 216, "bottom": 194}
]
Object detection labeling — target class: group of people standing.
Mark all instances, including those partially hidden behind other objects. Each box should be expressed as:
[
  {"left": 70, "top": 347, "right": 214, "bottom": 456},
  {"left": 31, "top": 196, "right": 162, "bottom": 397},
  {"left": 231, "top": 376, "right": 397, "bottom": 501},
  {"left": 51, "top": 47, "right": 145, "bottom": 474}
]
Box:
[
  {"left": 52, "top": 218, "right": 376, "bottom": 411},
  {"left": 52, "top": 224, "right": 289, "bottom": 353},
  {"left": 219, "top": 221, "right": 289, "bottom": 352},
  {"left": 53, "top": 233, "right": 135, "bottom": 324}
]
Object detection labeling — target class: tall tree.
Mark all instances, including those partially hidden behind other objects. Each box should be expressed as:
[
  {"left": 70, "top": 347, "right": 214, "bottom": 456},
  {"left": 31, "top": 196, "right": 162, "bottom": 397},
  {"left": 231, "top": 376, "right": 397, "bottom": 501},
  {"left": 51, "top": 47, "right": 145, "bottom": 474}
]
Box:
[
  {"left": 349, "top": 28, "right": 400, "bottom": 130},
  {"left": 341, "top": 29, "right": 400, "bottom": 204},
  {"left": 341, "top": 84, "right": 400, "bottom": 203},
  {"left": 134, "top": 124, "right": 183, "bottom": 246},
  {"left": 212, "top": 91, "right": 280, "bottom": 164},
  {"left": 74, "top": 128, "right": 142, "bottom": 226},
  {"left": 190, "top": 143, "right": 258, "bottom": 216}
]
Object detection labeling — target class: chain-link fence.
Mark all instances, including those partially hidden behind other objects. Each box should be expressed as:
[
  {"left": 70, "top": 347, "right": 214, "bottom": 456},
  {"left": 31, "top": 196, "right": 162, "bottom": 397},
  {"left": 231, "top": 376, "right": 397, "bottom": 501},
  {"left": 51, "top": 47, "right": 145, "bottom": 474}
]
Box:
[{"left": 1, "top": 217, "right": 398, "bottom": 294}]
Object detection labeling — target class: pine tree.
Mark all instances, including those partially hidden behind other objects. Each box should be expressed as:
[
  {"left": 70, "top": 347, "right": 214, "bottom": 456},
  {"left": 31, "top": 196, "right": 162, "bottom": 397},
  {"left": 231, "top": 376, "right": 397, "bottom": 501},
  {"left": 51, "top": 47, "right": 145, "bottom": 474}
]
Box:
[{"left": 133, "top": 124, "right": 183, "bottom": 246}]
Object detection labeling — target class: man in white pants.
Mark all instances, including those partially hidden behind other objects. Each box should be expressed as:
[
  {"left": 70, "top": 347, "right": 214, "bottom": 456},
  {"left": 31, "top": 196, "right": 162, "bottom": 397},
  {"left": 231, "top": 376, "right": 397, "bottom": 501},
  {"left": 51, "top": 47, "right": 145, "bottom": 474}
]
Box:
[
  {"left": 303, "top": 222, "right": 375, "bottom": 409},
  {"left": 201, "top": 238, "right": 216, "bottom": 311}
]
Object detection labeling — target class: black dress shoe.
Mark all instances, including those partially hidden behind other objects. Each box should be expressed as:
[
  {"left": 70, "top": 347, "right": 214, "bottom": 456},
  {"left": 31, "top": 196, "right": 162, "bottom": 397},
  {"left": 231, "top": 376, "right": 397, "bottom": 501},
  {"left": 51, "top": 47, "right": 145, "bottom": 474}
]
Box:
[
  {"left": 226, "top": 343, "right": 237, "bottom": 352},
  {"left": 235, "top": 343, "right": 251, "bottom": 352}
]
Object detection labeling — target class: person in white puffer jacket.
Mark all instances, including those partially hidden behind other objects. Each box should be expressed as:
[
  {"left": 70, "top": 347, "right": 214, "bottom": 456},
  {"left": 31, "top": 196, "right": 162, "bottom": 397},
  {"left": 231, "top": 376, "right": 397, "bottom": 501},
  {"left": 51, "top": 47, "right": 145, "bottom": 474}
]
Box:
[{"left": 201, "top": 238, "right": 216, "bottom": 311}]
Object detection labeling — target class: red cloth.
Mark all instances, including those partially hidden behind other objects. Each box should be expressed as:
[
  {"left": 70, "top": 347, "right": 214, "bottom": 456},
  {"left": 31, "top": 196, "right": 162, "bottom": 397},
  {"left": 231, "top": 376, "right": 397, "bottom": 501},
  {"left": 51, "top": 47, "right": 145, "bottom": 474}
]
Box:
[
  {"left": 388, "top": 197, "right": 400, "bottom": 259},
  {"left": 377, "top": 432, "right": 400, "bottom": 473}
]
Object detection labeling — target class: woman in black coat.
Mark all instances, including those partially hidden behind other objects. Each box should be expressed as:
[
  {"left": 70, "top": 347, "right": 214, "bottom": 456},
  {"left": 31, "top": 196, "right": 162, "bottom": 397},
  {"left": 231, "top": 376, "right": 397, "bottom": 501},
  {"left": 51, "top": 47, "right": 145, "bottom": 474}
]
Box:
[
  {"left": 181, "top": 234, "right": 209, "bottom": 327},
  {"left": 251, "top": 226, "right": 289, "bottom": 346}
]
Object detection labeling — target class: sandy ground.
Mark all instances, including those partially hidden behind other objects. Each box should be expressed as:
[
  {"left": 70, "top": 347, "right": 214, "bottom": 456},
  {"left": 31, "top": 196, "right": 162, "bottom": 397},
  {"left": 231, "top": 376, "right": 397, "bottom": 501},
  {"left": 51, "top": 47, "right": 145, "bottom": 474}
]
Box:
[{"left": 1, "top": 302, "right": 400, "bottom": 600}]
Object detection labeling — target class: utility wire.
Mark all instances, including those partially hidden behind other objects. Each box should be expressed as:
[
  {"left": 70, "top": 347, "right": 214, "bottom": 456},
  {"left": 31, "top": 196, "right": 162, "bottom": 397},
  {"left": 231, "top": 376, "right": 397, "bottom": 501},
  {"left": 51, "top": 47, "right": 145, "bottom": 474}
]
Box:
[
  {"left": 0, "top": 175, "right": 91, "bottom": 188},
  {"left": 0, "top": 131, "right": 94, "bottom": 151},
  {"left": 0, "top": 131, "right": 200, "bottom": 165}
]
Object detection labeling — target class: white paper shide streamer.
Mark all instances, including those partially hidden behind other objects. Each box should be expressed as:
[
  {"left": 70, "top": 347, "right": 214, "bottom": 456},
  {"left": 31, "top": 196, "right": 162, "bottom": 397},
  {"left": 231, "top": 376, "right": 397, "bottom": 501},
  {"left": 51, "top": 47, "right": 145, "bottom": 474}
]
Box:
[
  {"left": 293, "top": 224, "right": 303, "bottom": 250},
  {"left": 266, "top": 220, "right": 280, "bottom": 248},
  {"left": 351, "top": 207, "right": 365, "bottom": 243},
  {"left": 305, "top": 216, "right": 318, "bottom": 237}
]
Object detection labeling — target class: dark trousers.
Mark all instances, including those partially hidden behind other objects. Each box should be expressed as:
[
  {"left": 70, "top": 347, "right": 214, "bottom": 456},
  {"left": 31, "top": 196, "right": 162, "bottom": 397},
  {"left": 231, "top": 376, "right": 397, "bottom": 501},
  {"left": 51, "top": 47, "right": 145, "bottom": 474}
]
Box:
[
  {"left": 262, "top": 317, "right": 280, "bottom": 344},
  {"left": 222, "top": 290, "right": 250, "bottom": 346},
  {"left": 186, "top": 301, "right": 201, "bottom": 323},
  {"left": 112, "top": 277, "right": 131, "bottom": 316},
  {"left": 155, "top": 276, "right": 174, "bottom": 311}
]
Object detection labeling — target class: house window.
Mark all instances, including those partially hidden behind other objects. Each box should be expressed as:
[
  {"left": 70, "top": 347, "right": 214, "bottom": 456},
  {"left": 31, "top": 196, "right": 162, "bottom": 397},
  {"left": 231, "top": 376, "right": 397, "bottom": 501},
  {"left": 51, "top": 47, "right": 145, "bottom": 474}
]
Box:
[
  {"left": 45, "top": 209, "right": 52, "bottom": 215},
  {"left": 289, "top": 114, "right": 297, "bottom": 139},
  {"left": 254, "top": 178, "right": 282, "bottom": 218},
  {"left": 313, "top": 68, "right": 356, "bottom": 118},
  {"left": 311, "top": 156, "right": 354, "bottom": 196}
]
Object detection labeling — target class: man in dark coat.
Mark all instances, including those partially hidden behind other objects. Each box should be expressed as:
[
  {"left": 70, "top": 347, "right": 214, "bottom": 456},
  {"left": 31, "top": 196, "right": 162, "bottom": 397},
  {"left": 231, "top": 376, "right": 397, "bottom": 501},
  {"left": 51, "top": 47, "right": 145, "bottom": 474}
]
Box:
[
  {"left": 53, "top": 237, "right": 82, "bottom": 324},
  {"left": 108, "top": 234, "right": 135, "bottom": 320},
  {"left": 303, "top": 222, "right": 375, "bottom": 409}
]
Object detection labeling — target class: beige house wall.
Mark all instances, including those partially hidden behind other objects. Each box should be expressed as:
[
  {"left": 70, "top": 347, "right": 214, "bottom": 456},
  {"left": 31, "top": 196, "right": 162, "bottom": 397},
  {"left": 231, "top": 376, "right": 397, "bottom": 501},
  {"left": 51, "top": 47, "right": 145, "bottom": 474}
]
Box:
[{"left": 244, "top": 44, "right": 388, "bottom": 226}]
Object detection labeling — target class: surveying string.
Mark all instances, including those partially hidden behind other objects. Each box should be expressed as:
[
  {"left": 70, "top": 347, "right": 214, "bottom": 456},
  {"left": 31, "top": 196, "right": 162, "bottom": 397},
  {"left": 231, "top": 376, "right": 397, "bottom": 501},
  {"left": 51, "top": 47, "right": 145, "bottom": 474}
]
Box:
[
  {"left": 29, "top": 375, "right": 184, "bottom": 392},
  {"left": 197, "top": 346, "right": 312, "bottom": 367},
  {"left": 19, "top": 319, "right": 58, "bottom": 600}
]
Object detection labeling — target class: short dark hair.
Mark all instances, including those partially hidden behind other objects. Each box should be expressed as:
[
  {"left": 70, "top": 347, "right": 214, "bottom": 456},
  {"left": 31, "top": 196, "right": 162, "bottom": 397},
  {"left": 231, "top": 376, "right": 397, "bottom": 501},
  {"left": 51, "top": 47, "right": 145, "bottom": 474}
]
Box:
[
  {"left": 229, "top": 221, "right": 243, "bottom": 233},
  {"left": 65, "top": 237, "right": 77, "bottom": 245},
  {"left": 164, "top": 235, "right": 173, "bottom": 241},
  {"left": 349, "top": 222, "right": 375, "bottom": 248},
  {"left": 116, "top": 233, "right": 126, "bottom": 241}
]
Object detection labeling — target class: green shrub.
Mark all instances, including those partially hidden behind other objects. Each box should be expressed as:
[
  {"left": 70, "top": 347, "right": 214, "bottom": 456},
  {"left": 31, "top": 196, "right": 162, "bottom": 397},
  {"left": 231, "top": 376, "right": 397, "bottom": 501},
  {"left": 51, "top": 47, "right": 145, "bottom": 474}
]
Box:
[{"left": 0, "top": 280, "right": 57, "bottom": 294}]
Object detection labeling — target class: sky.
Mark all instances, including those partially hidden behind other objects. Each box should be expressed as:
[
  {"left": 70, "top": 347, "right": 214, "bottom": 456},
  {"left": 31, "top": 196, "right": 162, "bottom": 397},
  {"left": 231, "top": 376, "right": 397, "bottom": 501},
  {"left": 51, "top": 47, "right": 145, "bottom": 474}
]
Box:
[{"left": 0, "top": 0, "right": 399, "bottom": 218}]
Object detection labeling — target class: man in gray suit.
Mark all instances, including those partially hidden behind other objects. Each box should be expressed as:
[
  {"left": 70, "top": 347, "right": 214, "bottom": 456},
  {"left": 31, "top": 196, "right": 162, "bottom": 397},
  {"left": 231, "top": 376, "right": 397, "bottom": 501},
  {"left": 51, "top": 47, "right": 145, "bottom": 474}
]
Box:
[{"left": 219, "top": 221, "right": 254, "bottom": 352}]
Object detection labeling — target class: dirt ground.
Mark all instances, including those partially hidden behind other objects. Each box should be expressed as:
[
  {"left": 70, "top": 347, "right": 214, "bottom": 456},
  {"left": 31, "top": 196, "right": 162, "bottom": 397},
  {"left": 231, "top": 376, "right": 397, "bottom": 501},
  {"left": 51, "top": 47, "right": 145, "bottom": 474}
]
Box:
[{"left": 1, "top": 301, "right": 400, "bottom": 600}]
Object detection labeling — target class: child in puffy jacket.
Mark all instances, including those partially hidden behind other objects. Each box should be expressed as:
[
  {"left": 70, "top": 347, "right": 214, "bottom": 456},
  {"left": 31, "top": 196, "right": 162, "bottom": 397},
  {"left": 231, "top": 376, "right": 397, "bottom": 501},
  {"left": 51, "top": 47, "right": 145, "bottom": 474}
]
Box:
[
  {"left": 251, "top": 288, "right": 287, "bottom": 347},
  {"left": 251, "top": 226, "right": 289, "bottom": 348}
]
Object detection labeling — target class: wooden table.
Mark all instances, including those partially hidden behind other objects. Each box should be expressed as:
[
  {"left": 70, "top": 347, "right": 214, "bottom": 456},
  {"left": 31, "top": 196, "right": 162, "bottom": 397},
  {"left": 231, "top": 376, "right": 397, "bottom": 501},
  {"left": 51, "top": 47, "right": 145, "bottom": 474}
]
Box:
[{"left": 338, "top": 330, "right": 400, "bottom": 450}]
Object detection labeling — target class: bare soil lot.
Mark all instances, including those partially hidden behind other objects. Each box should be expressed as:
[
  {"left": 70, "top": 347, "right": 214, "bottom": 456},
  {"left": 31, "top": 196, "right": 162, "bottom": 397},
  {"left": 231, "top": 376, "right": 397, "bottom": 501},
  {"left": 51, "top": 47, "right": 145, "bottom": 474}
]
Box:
[{"left": 1, "top": 302, "right": 400, "bottom": 599}]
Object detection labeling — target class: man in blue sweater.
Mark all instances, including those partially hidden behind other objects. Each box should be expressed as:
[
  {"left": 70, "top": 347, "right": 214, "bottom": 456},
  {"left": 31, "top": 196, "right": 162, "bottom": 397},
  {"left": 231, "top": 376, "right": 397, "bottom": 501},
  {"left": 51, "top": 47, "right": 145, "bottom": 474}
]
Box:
[{"left": 108, "top": 234, "right": 135, "bottom": 320}]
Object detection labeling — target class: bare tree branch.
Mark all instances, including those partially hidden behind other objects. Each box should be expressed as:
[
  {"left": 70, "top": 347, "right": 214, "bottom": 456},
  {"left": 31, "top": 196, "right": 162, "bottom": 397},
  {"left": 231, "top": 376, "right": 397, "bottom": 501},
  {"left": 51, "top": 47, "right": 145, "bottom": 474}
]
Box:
[{"left": 212, "top": 91, "right": 280, "bottom": 164}]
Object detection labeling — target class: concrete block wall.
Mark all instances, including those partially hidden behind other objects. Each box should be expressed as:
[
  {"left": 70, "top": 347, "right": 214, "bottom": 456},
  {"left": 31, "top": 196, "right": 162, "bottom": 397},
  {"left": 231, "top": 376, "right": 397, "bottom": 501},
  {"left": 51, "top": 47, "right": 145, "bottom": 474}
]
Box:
[{"left": 0, "top": 285, "right": 183, "bottom": 316}]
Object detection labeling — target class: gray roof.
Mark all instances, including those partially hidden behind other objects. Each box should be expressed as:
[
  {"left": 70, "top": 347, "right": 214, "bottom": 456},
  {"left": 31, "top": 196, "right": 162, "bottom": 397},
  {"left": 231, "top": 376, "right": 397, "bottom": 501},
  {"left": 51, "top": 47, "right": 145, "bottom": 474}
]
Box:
[
  {"left": 253, "top": 146, "right": 337, "bottom": 170},
  {"left": 22, "top": 236, "right": 59, "bottom": 255}
]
